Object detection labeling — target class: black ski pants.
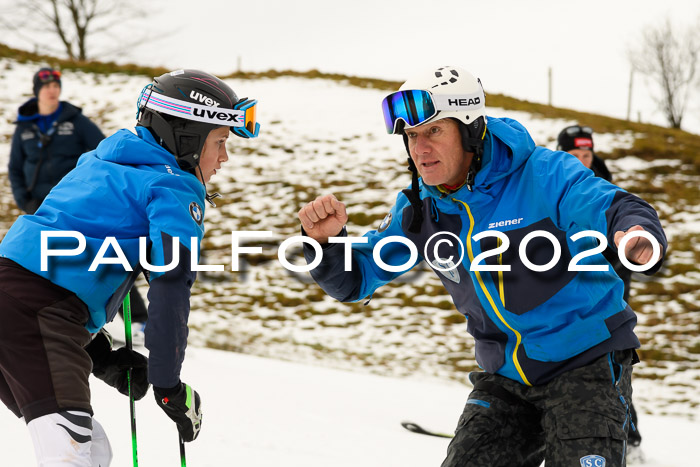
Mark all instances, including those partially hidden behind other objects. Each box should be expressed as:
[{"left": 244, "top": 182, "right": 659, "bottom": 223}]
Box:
[
  {"left": 441, "top": 349, "right": 636, "bottom": 467},
  {"left": 0, "top": 258, "right": 92, "bottom": 422}
]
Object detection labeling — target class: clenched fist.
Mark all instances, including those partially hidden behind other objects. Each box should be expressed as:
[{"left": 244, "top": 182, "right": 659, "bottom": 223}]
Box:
[
  {"left": 614, "top": 225, "right": 662, "bottom": 266},
  {"left": 298, "top": 194, "right": 348, "bottom": 244}
]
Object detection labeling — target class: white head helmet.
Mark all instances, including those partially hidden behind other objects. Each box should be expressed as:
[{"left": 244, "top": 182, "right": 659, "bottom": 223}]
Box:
[{"left": 382, "top": 66, "right": 488, "bottom": 224}]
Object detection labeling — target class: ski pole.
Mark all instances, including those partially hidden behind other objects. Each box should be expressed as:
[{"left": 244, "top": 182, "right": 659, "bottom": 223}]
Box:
[
  {"left": 401, "top": 421, "right": 454, "bottom": 439},
  {"left": 179, "top": 434, "right": 186, "bottom": 466},
  {"left": 123, "top": 292, "right": 139, "bottom": 466}
]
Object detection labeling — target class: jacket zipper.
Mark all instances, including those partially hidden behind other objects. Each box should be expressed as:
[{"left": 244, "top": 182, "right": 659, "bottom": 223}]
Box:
[{"left": 452, "top": 198, "right": 532, "bottom": 386}]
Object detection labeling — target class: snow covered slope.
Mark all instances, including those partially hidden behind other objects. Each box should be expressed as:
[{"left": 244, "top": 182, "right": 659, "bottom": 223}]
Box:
[{"left": 1, "top": 346, "right": 697, "bottom": 466}]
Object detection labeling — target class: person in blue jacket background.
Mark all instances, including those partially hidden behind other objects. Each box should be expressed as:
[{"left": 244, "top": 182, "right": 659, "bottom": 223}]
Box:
[
  {"left": 0, "top": 69, "right": 260, "bottom": 465},
  {"left": 298, "top": 66, "right": 666, "bottom": 466},
  {"left": 8, "top": 67, "right": 105, "bottom": 214}
]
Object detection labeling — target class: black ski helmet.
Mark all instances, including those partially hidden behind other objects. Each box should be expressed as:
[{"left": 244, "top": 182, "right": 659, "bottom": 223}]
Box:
[{"left": 137, "top": 69, "right": 259, "bottom": 171}]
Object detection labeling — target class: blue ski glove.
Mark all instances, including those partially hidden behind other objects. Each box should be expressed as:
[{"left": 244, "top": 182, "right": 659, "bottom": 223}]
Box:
[
  {"left": 154, "top": 382, "right": 202, "bottom": 442},
  {"left": 85, "top": 329, "right": 150, "bottom": 400}
]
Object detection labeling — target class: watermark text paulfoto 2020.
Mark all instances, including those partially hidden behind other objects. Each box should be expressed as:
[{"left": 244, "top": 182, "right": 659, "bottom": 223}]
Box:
[{"left": 39, "top": 229, "right": 662, "bottom": 273}]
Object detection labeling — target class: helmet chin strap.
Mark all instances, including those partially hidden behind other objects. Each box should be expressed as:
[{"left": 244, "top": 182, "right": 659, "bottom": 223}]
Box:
[
  {"left": 400, "top": 134, "right": 425, "bottom": 234},
  {"left": 464, "top": 144, "right": 483, "bottom": 192},
  {"left": 205, "top": 191, "right": 222, "bottom": 207},
  {"left": 148, "top": 131, "right": 222, "bottom": 208},
  {"left": 194, "top": 161, "right": 222, "bottom": 207},
  {"left": 399, "top": 117, "right": 486, "bottom": 232},
  {"left": 459, "top": 118, "right": 486, "bottom": 192},
  {"left": 402, "top": 157, "right": 424, "bottom": 234}
]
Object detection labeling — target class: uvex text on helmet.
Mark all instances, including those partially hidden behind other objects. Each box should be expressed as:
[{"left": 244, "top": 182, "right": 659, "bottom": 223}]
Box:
[{"left": 137, "top": 69, "right": 260, "bottom": 171}]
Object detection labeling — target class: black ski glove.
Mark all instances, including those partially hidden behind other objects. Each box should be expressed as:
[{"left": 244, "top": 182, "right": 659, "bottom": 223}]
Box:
[
  {"left": 85, "top": 329, "right": 150, "bottom": 400},
  {"left": 154, "top": 382, "right": 202, "bottom": 442}
]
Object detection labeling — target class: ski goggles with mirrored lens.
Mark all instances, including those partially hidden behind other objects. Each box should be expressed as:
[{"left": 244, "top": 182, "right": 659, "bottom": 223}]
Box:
[
  {"left": 382, "top": 90, "right": 436, "bottom": 134},
  {"left": 37, "top": 69, "right": 61, "bottom": 82},
  {"left": 381, "top": 89, "right": 484, "bottom": 134}
]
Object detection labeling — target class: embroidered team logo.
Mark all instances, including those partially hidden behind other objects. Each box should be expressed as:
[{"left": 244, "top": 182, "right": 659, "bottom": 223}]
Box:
[
  {"left": 377, "top": 212, "right": 392, "bottom": 233},
  {"left": 580, "top": 454, "right": 606, "bottom": 467},
  {"left": 430, "top": 258, "right": 460, "bottom": 284},
  {"left": 189, "top": 202, "right": 203, "bottom": 225},
  {"left": 57, "top": 121, "right": 75, "bottom": 135}
]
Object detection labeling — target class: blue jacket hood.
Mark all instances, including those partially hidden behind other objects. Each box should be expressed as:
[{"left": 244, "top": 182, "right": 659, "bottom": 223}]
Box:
[
  {"left": 95, "top": 126, "right": 180, "bottom": 167},
  {"left": 477, "top": 116, "right": 536, "bottom": 185},
  {"left": 422, "top": 116, "right": 536, "bottom": 204}
]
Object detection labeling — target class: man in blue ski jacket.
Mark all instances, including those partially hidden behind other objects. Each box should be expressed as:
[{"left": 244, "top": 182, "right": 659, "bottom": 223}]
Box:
[
  {"left": 0, "top": 69, "right": 260, "bottom": 466},
  {"left": 297, "top": 66, "right": 666, "bottom": 466}
]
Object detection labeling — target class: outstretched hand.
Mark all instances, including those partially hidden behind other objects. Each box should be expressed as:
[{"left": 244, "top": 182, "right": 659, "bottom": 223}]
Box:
[
  {"left": 614, "top": 225, "right": 662, "bottom": 266},
  {"left": 298, "top": 194, "right": 348, "bottom": 244}
]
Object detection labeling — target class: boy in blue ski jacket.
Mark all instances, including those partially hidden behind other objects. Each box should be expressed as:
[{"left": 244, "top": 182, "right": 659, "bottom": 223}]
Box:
[
  {"left": 0, "top": 69, "right": 260, "bottom": 466},
  {"left": 8, "top": 66, "right": 150, "bottom": 344},
  {"left": 298, "top": 66, "right": 666, "bottom": 466}
]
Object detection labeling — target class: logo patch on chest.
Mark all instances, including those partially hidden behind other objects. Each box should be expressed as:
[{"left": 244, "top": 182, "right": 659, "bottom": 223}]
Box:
[
  {"left": 377, "top": 212, "right": 392, "bottom": 233},
  {"left": 429, "top": 258, "right": 461, "bottom": 284},
  {"left": 189, "top": 202, "right": 203, "bottom": 225},
  {"left": 57, "top": 121, "right": 74, "bottom": 135}
]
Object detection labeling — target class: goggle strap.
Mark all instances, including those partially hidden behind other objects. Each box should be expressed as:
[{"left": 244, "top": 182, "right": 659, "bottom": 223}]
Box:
[
  {"left": 136, "top": 83, "right": 154, "bottom": 120},
  {"left": 140, "top": 91, "right": 248, "bottom": 127},
  {"left": 432, "top": 92, "right": 484, "bottom": 111}
]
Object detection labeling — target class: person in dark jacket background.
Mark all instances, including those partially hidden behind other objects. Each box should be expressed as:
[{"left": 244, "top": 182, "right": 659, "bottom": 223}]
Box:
[
  {"left": 557, "top": 124, "right": 611, "bottom": 180},
  {"left": 8, "top": 67, "right": 105, "bottom": 214},
  {"left": 557, "top": 124, "right": 643, "bottom": 455}
]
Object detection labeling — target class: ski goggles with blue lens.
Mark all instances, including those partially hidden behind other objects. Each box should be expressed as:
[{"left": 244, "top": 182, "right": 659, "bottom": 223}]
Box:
[
  {"left": 382, "top": 90, "right": 436, "bottom": 134},
  {"left": 381, "top": 89, "right": 484, "bottom": 134}
]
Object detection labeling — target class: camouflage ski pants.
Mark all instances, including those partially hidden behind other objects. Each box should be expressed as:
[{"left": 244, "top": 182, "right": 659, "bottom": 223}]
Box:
[{"left": 441, "top": 349, "right": 635, "bottom": 467}]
